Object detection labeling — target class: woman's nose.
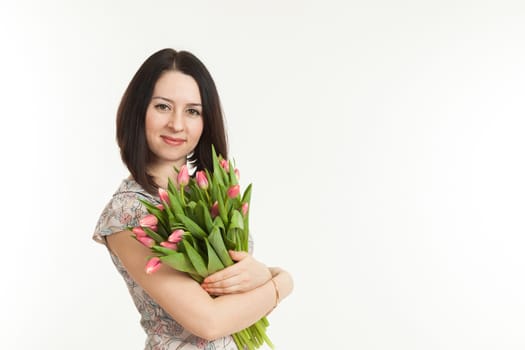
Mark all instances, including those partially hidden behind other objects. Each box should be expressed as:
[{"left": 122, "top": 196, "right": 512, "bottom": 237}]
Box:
[{"left": 167, "top": 110, "right": 184, "bottom": 132}]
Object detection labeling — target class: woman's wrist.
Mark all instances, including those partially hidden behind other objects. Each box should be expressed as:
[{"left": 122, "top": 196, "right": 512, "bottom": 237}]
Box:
[
  {"left": 270, "top": 278, "right": 280, "bottom": 307},
  {"left": 268, "top": 267, "right": 283, "bottom": 278},
  {"left": 268, "top": 268, "right": 293, "bottom": 303}
]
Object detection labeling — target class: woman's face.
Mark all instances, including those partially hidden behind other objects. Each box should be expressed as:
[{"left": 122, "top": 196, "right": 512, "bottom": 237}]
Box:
[{"left": 145, "top": 70, "right": 204, "bottom": 170}]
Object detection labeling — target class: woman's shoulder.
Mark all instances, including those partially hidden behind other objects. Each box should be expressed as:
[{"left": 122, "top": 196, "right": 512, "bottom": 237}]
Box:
[
  {"left": 115, "top": 177, "right": 155, "bottom": 199},
  {"left": 93, "top": 177, "right": 157, "bottom": 244}
]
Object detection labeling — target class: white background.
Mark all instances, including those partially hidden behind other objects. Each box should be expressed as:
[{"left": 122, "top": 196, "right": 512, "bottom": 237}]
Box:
[{"left": 1, "top": 1, "right": 525, "bottom": 349}]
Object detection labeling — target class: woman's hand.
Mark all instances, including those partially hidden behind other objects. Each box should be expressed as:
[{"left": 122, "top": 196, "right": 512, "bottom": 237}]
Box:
[{"left": 201, "top": 251, "right": 272, "bottom": 295}]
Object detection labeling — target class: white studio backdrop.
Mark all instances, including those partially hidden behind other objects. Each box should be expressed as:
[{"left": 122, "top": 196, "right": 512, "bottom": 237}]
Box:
[{"left": 1, "top": 0, "right": 524, "bottom": 349}]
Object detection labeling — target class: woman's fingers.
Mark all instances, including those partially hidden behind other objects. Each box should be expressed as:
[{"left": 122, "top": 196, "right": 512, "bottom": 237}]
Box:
[
  {"left": 202, "top": 274, "right": 246, "bottom": 294},
  {"left": 201, "top": 250, "right": 271, "bottom": 295},
  {"left": 202, "top": 251, "right": 248, "bottom": 284},
  {"left": 203, "top": 265, "right": 240, "bottom": 284},
  {"left": 229, "top": 250, "right": 248, "bottom": 262}
]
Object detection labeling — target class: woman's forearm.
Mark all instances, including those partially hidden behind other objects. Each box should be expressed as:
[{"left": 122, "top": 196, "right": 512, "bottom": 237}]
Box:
[
  {"left": 206, "top": 280, "right": 276, "bottom": 339},
  {"left": 206, "top": 268, "right": 294, "bottom": 339},
  {"left": 108, "top": 230, "right": 293, "bottom": 341}
]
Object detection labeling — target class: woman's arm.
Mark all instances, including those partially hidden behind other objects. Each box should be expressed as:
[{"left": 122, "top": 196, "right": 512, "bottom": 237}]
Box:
[
  {"left": 200, "top": 250, "right": 273, "bottom": 295},
  {"left": 106, "top": 230, "right": 293, "bottom": 341}
]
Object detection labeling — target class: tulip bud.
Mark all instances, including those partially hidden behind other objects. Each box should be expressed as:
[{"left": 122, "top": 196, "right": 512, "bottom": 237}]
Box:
[
  {"left": 168, "top": 229, "right": 184, "bottom": 243},
  {"left": 136, "top": 235, "right": 155, "bottom": 248},
  {"left": 220, "top": 159, "right": 230, "bottom": 172},
  {"left": 227, "top": 184, "right": 241, "bottom": 198},
  {"left": 196, "top": 171, "right": 209, "bottom": 190},
  {"left": 132, "top": 227, "right": 147, "bottom": 237},
  {"left": 211, "top": 201, "right": 219, "bottom": 218},
  {"left": 156, "top": 204, "right": 164, "bottom": 211},
  {"left": 241, "top": 202, "right": 249, "bottom": 216},
  {"left": 158, "top": 188, "right": 170, "bottom": 204},
  {"left": 234, "top": 168, "right": 240, "bottom": 181},
  {"left": 177, "top": 164, "right": 189, "bottom": 186},
  {"left": 145, "top": 257, "right": 162, "bottom": 274},
  {"left": 160, "top": 241, "right": 178, "bottom": 250},
  {"left": 139, "top": 214, "right": 158, "bottom": 227}
]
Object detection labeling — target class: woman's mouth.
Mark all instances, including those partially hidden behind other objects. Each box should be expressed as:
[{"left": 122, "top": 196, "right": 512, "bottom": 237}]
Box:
[{"left": 161, "top": 136, "right": 186, "bottom": 146}]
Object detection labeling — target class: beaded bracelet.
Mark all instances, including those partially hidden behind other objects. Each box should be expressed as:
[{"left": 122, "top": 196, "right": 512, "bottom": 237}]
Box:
[{"left": 270, "top": 278, "right": 280, "bottom": 308}]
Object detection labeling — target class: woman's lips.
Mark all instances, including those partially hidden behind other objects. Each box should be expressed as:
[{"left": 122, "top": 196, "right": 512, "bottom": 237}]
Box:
[{"left": 161, "top": 136, "right": 186, "bottom": 146}]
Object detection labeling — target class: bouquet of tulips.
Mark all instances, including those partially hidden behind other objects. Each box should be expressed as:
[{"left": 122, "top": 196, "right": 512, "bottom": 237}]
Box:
[{"left": 130, "top": 146, "right": 273, "bottom": 350}]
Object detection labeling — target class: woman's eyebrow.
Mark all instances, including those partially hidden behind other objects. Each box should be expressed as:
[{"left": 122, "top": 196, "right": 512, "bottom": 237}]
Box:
[
  {"left": 151, "top": 96, "right": 202, "bottom": 107},
  {"left": 151, "top": 96, "right": 174, "bottom": 103}
]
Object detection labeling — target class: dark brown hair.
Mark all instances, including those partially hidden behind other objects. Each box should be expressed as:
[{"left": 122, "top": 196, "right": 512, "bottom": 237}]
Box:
[{"left": 116, "top": 49, "right": 228, "bottom": 194}]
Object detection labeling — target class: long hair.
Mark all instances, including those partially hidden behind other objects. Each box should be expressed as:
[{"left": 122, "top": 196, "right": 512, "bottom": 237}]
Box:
[{"left": 116, "top": 49, "right": 228, "bottom": 194}]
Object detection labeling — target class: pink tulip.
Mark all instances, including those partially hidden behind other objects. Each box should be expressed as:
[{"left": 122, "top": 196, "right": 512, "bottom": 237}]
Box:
[
  {"left": 145, "top": 257, "right": 162, "bottom": 274},
  {"left": 241, "top": 202, "right": 249, "bottom": 216},
  {"left": 149, "top": 225, "right": 158, "bottom": 232},
  {"left": 139, "top": 214, "right": 158, "bottom": 227},
  {"left": 132, "top": 227, "right": 147, "bottom": 237},
  {"left": 234, "top": 168, "right": 240, "bottom": 181},
  {"left": 227, "top": 184, "right": 240, "bottom": 198},
  {"left": 220, "top": 159, "right": 230, "bottom": 172},
  {"left": 196, "top": 171, "right": 209, "bottom": 190},
  {"left": 136, "top": 235, "right": 155, "bottom": 248},
  {"left": 158, "top": 188, "right": 170, "bottom": 204},
  {"left": 168, "top": 229, "right": 184, "bottom": 243},
  {"left": 177, "top": 164, "right": 189, "bottom": 186},
  {"left": 156, "top": 204, "right": 164, "bottom": 211},
  {"left": 160, "top": 241, "right": 178, "bottom": 250},
  {"left": 211, "top": 201, "right": 219, "bottom": 218}
]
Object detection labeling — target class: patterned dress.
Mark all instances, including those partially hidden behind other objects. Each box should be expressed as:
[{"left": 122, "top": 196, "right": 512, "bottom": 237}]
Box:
[{"left": 93, "top": 177, "right": 239, "bottom": 350}]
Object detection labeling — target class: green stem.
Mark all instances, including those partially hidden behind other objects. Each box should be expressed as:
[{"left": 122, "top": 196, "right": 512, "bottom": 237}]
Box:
[
  {"left": 179, "top": 185, "right": 186, "bottom": 206},
  {"left": 204, "top": 190, "right": 211, "bottom": 206},
  {"left": 234, "top": 329, "right": 254, "bottom": 350},
  {"left": 254, "top": 321, "right": 274, "bottom": 349},
  {"left": 232, "top": 333, "right": 243, "bottom": 350}
]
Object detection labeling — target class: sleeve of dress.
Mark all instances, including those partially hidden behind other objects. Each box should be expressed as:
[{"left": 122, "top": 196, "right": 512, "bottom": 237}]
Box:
[{"left": 93, "top": 192, "right": 148, "bottom": 246}]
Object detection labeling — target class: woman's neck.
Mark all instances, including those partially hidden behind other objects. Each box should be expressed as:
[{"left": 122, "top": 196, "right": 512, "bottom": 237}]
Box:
[{"left": 147, "top": 161, "right": 184, "bottom": 189}]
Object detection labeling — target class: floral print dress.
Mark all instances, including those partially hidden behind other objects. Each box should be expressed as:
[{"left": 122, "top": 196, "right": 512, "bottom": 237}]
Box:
[{"left": 93, "top": 177, "right": 239, "bottom": 350}]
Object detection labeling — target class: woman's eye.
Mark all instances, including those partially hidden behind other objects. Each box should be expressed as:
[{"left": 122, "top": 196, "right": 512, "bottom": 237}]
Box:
[
  {"left": 155, "top": 103, "right": 171, "bottom": 112},
  {"left": 187, "top": 108, "right": 201, "bottom": 117}
]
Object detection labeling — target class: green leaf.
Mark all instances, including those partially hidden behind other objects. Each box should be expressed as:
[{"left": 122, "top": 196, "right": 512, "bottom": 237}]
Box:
[
  {"left": 138, "top": 199, "right": 169, "bottom": 233},
  {"left": 205, "top": 168, "right": 213, "bottom": 190},
  {"left": 160, "top": 252, "right": 198, "bottom": 276},
  {"left": 205, "top": 238, "right": 225, "bottom": 274},
  {"left": 179, "top": 234, "right": 195, "bottom": 252},
  {"left": 199, "top": 200, "right": 214, "bottom": 232},
  {"left": 182, "top": 240, "right": 208, "bottom": 277},
  {"left": 166, "top": 208, "right": 176, "bottom": 229},
  {"left": 188, "top": 273, "right": 203, "bottom": 283},
  {"left": 144, "top": 226, "right": 165, "bottom": 243},
  {"left": 228, "top": 159, "right": 238, "bottom": 186},
  {"left": 241, "top": 185, "right": 252, "bottom": 242},
  {"left": 167, "top": 177, "right": 177, "bottom": 194},
  {"left": 217, "top": 191, "right": 228, "bottom": 224},
  {"left": 229, "top": 209, "right": 244, "bottom": 231},
  {"left": 192, "top": 202, "right": 206, "bottom": 231},
  {"left": 152, "top": 245, "right": 178, "bottom": 256},
  {"left": 188, "top": 181, "right": 206, "bottom": 203},
  {"left": 212, "top": 145, "right": 226, "bottom": 186},
  {"left": 223, "top": 232, "right": 236, "bottom": 251},
  {"left": 208, "top": 226, "right": 234, "bottom": 267},
  {"left": 176, "top": 213, "right": 207, "bottom": 239},
  {"left": 167, "top": 187, "right": 184, "bottom": 216},
  {"left": 213, "top": 216, "right": 225, "bottom": 231},
  {"left": 241, "top": 183, "right": 252, "bottom": 204}
]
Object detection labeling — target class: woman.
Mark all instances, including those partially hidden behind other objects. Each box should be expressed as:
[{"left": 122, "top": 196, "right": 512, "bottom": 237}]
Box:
[{"left": 93, "top": 48, "right": 293, "bottom": 349}]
